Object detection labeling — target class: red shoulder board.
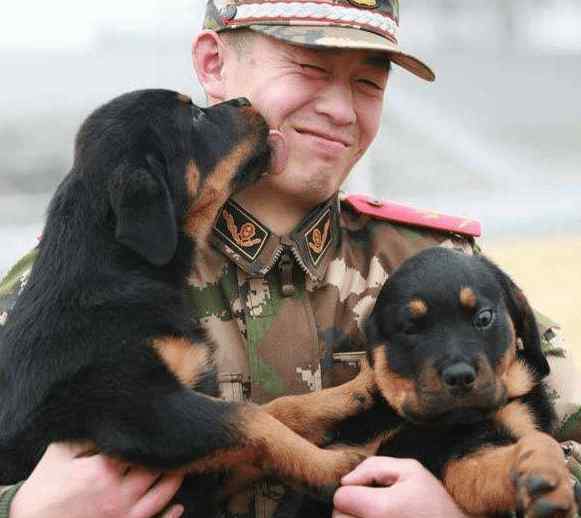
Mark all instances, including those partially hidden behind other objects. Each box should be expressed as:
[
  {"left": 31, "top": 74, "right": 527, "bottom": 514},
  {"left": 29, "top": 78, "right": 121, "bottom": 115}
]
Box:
[{"left": 344, "top": 194, "right": 481, "bottom": 238}]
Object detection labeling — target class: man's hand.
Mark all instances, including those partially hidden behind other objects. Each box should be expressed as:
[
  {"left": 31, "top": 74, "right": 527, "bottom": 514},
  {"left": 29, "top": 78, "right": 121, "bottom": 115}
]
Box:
[
  {"left": 332, "top": 457, "right": 467, "bottom": 518},
  {"left": 10, "top": 442, "right": 185, "bottom": 518}
]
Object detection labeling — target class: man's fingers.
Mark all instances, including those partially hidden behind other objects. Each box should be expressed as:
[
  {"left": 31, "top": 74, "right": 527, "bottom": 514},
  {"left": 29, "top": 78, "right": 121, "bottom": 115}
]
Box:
[
  {"left": 334, "top": 485, "right": 388, "bottom": 517},
  {"left": 160, "top": 504, "right": 185, "bottom": 518},
  {"left": 331, "top": 511, "right": 359, "bottom": 518},
  {"left": 129, "top": 472, "right": 185, "bottom": 518},
  {"left": 340, "top": 456, "right": 424, "bottom": 486},
  {"left": 121, "top": 466, "right": 162, "bottom": 500}
]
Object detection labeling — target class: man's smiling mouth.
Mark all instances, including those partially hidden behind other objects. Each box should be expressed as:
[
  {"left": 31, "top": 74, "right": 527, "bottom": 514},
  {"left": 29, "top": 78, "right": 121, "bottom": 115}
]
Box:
[{"left": 295, "top": 128, "right": 352, "bottom": 148}]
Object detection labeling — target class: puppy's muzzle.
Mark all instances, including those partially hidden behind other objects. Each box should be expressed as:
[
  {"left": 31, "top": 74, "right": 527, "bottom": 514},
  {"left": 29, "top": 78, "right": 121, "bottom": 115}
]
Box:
[{"left": 441, "top": 362, "right": 477, "bottom": 395}]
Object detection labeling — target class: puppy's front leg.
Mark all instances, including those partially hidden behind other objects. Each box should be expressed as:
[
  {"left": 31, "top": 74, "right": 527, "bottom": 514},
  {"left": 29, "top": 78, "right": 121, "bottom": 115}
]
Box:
[
  {"left": 262, "top": 366, "right": 376, "bottom": 445},
  {"left": 443, "top": 432, "right": 577, "bottom": 517},
  {"left": 186, "top": 402, "right": 366, "bottom": 497}
]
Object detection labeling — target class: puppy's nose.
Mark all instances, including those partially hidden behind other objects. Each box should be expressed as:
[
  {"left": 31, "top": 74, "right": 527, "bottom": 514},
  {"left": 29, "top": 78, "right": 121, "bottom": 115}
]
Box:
[{"left": 442, "top": 362, "right": 476, "bottom": 392}]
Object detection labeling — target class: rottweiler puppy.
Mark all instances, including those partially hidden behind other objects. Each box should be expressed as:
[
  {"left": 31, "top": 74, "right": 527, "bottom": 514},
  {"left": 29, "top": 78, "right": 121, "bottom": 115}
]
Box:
[
  {"left": 0, "top": 89, "right": 364, "bottom": 513},
  {"left": 268, "top": 247, "right": 579, "bottom": 517}
]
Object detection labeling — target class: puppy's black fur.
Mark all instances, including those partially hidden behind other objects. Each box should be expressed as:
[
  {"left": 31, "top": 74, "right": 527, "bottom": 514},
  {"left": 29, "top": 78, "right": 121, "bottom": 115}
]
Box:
[
  {"left": 0, "top": 90, "right": 271, "bottom": 508},
  {"left": 274, "top": 247, "right": 574, "bottom": 518},
  {"left": 363, "top": 249, "right": 553, "bottom": 468},
  {"left": 0, "top": 90, "right": 366, "bottom": 515}
]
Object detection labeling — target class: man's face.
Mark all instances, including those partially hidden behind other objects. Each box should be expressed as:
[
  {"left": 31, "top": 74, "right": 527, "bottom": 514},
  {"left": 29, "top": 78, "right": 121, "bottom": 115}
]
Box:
[{"left": 219, "top": 33, "right": 389, "bottom": 207}]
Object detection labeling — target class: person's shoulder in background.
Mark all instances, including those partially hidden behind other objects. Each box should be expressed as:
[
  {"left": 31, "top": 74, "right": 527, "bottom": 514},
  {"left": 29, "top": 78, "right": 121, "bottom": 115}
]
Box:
[
  {"left": 339, "top": 193, "right": 480, "bottom": 259},
  {"left": 0, "top": 248, "right": 38, "bottom": 327}
]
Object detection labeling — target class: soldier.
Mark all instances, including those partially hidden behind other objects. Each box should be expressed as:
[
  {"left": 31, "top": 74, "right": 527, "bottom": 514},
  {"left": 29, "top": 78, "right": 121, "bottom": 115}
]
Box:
[{"left": 1, "top": 1, "right": 580, "bottom": 517}]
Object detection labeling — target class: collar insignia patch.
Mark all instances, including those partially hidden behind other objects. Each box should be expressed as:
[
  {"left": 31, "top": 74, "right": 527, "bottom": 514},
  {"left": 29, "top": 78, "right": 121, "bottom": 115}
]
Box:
[
  {"left": 305, "top": 208, "right": 333, "bottom": 266},
  {"left": 214, "top": 200, "right": 269, "bottom": 261}
]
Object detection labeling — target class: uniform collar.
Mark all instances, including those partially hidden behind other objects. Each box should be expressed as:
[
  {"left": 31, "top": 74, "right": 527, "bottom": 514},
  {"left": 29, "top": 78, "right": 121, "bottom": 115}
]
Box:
[{"left": 211, "top": 195, "right": 340, "bottom": 281}]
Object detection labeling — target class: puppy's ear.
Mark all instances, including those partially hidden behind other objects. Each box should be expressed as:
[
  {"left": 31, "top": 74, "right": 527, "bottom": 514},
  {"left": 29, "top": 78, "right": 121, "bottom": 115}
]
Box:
[
  {"left": 480, "top": 256, "right": 550, "bottom": 378},
  {"left": 109, "top": 155, "right": 177, "bottom": 266}
]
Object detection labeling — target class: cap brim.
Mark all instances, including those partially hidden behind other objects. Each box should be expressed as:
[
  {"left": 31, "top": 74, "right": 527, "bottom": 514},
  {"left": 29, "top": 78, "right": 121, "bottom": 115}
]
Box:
[{"left": 247, "top": 24, "right": 435, "bottom": 82}]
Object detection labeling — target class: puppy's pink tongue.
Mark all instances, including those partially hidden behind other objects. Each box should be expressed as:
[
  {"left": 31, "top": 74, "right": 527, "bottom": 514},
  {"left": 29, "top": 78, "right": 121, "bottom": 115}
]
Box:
[{"left": 267, "top": 130, "right": 288, "bottom": 176}]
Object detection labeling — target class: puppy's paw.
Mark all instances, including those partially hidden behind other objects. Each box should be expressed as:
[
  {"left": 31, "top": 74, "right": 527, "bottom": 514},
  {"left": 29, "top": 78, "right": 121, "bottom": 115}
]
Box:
[
  {"left": 513, "top": 469, "right": 577, "bottom": 517},
  {"left": 513, "top": 436, "right": 577, "bottom": 518},
  {"left": 262, "top": 396, "right": 339, "bottom": 446},
  {"left": 301, "top": 447, "right": 367, "bottom": 503}
]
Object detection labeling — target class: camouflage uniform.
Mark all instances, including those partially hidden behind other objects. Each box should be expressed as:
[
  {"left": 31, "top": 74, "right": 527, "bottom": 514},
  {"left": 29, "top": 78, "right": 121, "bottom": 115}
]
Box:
[{"left": 1, "top": 193, "right": 580, "bottom": 518}]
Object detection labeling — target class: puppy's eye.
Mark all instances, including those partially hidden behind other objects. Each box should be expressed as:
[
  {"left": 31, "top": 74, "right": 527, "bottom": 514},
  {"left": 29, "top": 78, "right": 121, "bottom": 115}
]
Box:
[{"left": 473, "top": 309, "right": 494, "bottom": 329}]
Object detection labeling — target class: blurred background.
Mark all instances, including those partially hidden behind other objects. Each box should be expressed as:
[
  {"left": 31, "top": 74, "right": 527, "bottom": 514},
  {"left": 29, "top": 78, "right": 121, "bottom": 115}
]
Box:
[{"left": 1, "top": 1, "right": 579, "bottom": 351}]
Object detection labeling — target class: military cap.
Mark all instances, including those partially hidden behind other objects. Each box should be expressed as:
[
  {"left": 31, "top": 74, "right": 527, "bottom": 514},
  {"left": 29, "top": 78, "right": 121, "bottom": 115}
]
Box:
[{"left": 203, "top": 0, "right": 435, "bottom": 81}]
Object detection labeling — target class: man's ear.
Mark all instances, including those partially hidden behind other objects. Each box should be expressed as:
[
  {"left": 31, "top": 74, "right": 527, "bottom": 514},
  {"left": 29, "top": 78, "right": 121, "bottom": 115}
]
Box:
[
  {"left": 108, "top": 155, "right": 178, "bottom": 266},
  {"left": 192, "top": 31, "right": 228, "bottom": 102},
  {"left": 479, "top": 256, "right": 550, "bottom": 379}
]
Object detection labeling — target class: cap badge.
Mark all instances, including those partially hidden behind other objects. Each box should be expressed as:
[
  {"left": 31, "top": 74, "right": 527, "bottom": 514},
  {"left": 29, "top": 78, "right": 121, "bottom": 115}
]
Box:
[
  {"left": 219, "top": 4, "right": 237, "bottom": 22},
  {"left": 347, "top": 0, "right": 378, "bottom": 8}
]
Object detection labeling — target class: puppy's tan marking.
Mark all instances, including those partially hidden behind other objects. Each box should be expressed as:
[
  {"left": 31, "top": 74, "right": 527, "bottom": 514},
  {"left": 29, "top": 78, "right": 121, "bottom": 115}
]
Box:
[
  {"left": 459, "top": 287, "right": 477, "bottom": 310},
  {"left": 183, "top": 106, "right": 268, "bottom": 245},
  {"left": 408, "top": 298, "right": 428, "bottom": 318},
  {"left": 511, "top": 432, "right": 576, "bottom": 515},
  {"left": 495, "top": 400, "right": 538, "bottom": 439},
  {"left": 444, "top": 444, "right": 518, "bottom": 514},
  {"left": 495, "top": 318, "right": 535, "bottom": 400},
  {"left": 503, "top": 360, "right": 535, "bottom": 399},
  {"left": 496, "top": 315, "right": 517, "bottom": 377},
  {"left": 177, "top": 93, "right": 192, "bottom": 104},
  {"left": 185, "top": 160, "right": 200, "bottom": 199},
  {"left": 444, "top": 432, "right": 574, "bottom": 516},
  {"left": 187, "top": 404, "right": 365, "bottom": 491},
  {"left": 184, "top": 138, "right": 256, "bottom": 245},
  {"left": 418, "top": 364, "right": 443, "bottom": 393},
  {"left": 373, "top": 346, "right": 416, "bottom": 415},
  {"left": 152, "top": 337, "right": 211, "bottom": 386},
  {"left": 360, "top": 427, "right": 402, "bottom": 456},
  {"left": 263, "top": 366, "right": 376, "bottom": 445}
]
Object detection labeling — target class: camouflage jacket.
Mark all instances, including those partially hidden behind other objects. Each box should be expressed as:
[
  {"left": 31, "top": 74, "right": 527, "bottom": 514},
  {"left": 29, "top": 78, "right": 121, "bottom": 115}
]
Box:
[{"left": 1, "top": 193, "right": 580, "bottom": 518}]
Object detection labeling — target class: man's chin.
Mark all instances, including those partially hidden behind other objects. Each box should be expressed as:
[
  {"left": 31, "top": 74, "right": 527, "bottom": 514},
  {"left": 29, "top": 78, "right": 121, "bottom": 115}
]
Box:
[{"left": 271, "top": 169, "right": 345, "bottom": 198}]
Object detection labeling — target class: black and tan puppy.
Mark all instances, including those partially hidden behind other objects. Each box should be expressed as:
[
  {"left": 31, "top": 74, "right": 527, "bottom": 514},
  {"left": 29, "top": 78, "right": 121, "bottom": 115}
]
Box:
[
  {"left": 269, "top": 247, "right": 578, "bottom": 518},
  {"left": 0, "top": 89, "right": 363, "bottom": 512}
]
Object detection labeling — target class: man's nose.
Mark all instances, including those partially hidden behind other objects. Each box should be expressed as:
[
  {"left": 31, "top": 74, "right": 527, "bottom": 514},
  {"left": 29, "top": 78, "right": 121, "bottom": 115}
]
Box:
[{"left": 314, "top": 81, "right": 357, "bottom": 126}]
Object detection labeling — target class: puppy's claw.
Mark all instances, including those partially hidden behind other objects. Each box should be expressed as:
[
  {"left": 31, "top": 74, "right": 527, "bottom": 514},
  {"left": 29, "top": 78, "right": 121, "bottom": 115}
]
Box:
[
  {"left": 526, "top": 476, "right": 557, "bottom": 496},
  {"left": 515, "top": 472, "right": 578, "bottom": 518},
  {"left": 528, "top": 497, "right": 573, "bottom": 518}
]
